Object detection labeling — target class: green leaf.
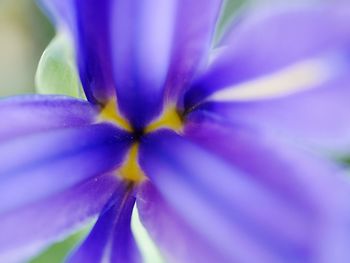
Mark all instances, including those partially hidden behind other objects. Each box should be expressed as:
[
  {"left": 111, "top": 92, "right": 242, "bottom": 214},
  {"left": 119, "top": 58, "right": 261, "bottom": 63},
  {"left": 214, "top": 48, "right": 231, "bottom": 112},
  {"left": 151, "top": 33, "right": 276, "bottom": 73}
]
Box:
[
  {"left": 29, "top": 209, "right": 165, "bottom": 263},
  {"left": 29, "top": 222, "right": 93, "bottom": 263},
  {"left": 35, "top": 31, "right": 85, "bottom": 99},
  {"left": 214, "top": 0, "right": 247, "bottom": 44}
]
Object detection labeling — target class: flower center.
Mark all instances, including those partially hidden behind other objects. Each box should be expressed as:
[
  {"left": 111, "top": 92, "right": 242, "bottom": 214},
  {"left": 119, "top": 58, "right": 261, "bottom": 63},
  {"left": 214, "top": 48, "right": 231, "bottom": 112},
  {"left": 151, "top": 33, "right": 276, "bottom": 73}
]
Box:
[
  {"left": 98, "top": 99, "right": 183, "bottom": 183},
  {"left": 145, "top": 105, "right": 183, "bottom": 133},
  {"left": 118, "top": 143, "right": 145, "bottom": 182},
  {"left": 98, "top": 100, "right": 133, "bottom": 132}
]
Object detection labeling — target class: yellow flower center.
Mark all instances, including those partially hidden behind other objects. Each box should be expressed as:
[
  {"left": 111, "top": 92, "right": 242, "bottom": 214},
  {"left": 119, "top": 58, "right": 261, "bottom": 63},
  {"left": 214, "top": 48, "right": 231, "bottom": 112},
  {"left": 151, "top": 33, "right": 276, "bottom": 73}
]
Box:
[
  {"left": 118, "top": 143, "right": 145, "bottom": 182},
  {"left": 98, "top": 99, "right": 183, "bottom": 183},
  {"left": 98, "top": 100, "right": 133, "bottom": 132},
  {"left": 145, "top": 105, "right": 183, "bottom": 133}
]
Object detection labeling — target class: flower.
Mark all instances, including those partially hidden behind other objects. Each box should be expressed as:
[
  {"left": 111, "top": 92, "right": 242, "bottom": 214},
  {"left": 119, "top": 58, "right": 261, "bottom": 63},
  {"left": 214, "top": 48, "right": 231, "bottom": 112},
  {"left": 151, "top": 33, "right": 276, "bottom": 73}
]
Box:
[{"left": 1, "top": 1, "right": 350, "bottom": 262}]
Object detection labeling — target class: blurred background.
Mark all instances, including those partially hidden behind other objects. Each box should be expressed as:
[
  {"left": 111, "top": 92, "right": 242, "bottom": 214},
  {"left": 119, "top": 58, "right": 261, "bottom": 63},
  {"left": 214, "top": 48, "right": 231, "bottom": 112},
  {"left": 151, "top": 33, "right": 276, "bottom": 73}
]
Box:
[{"left": 0, "top": 0, "right": 53, "bottom": 96}]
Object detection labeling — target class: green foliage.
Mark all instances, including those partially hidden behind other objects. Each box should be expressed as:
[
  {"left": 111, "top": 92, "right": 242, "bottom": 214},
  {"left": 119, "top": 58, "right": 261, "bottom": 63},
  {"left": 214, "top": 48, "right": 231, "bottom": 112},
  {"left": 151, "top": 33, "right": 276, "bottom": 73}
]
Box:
[
  {"left": 28, "top": 210, "right": 165, "bottom": 263},
  {"left": 214, "top": 0, "right": 247, "bottom": 44},
  {"left": 29, "top": 223, "right": 93, "bottom": 263},
  {"left": 35, "top": 31, "right": 85, "bottom": 99}
]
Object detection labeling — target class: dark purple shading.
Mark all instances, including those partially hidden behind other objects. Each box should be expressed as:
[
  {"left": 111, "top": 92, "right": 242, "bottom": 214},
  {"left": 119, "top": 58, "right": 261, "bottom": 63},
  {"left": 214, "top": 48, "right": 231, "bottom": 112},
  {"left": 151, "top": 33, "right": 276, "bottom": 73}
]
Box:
[
  {"left": 111, "top": 0, "right": 223, "bottom": 129},
  {"left": 111, "top": 0, "right": 175, "bottom": 129},
  {"left": 39, "top": 0, "right": 116, "bottom": 104},
  {"left": 67, "top": 184, "right": 141, "bottom": 263},
  {"left": 74, "top": 0, "right": 116, "bottom": 104}
]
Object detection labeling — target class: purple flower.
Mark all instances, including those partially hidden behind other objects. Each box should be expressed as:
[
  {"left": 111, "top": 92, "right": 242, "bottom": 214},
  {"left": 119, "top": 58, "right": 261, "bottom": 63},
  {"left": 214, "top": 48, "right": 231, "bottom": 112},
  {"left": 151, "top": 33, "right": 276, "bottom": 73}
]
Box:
[{"left": 1, "top": 1, "right": 350, "bottom": 262}]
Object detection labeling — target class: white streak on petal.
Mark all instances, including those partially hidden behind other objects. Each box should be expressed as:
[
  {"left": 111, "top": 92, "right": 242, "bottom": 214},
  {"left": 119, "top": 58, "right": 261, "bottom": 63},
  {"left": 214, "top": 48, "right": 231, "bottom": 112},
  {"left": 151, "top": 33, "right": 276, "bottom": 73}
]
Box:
[
  {"left": 131, "top": 207, "right": 163, "bottom": 263},
  {"left": 207, "top": 55, "right": 342, "bottom": 102}
]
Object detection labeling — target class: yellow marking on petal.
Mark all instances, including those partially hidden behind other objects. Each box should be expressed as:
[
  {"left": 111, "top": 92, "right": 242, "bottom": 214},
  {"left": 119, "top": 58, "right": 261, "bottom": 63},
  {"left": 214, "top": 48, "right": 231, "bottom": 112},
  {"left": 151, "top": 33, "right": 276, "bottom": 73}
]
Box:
[
  {"left": 98, "top": 100, "right": 132, "bottom": 131},
  {"left": 208, "top": 57, "right": 337, "bottom": 102},
  {"left": 145, "top": 105, "right": 183, "bottom": 133},
  {"left": 117, "top": 143, "right": 145, "bottom": 182}
]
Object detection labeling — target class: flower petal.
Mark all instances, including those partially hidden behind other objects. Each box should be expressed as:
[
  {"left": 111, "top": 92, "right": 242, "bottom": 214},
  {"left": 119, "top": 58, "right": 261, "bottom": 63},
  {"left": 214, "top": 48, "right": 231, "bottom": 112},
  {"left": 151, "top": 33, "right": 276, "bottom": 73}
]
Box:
[
  {"left": 41, "top": 0, "right": 224, "bottom": 128},
  {"left": 139, "top": 129, "right": 350, "bottom": 262},
  {"left": 184, "top": 6, "right": 350, "bottom": 108},
  {"left": 137, "top": 181, "right": 229, "bottom": 263},
  {"left": 67, "top": 184, "right": 141, "bottom": 263},
  {"left": 110, "top": 0, "right": 176, "bottom": 128},
  {"left": 163, "top": 0, "right": 223, "bottom": 101},
  {"left": 197, "top": 72, "right": 350, "bottom": 154},
  {"left": 74, "top": 0, "right": 117, "bottom": 104},
  {"left": 185, "top": 117, "right": 350, "bottom": 262},
  {"left": 0, "top": 123, "right": 131, "bottom": 214},
  {"left": 111, "top": 0, "right": 223, "bottom": 128},
  {"left": 110, "top": 191, "right": 142, "bottom": 263},
  {"left": 39, "top": 0, "right": 116, "bottom": 104},
  {"left": 0, "top": 173, "right": 119, "bottom": 263},
  {"left": 0, "top": 95, "right": 97, "bottom": 142}
]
